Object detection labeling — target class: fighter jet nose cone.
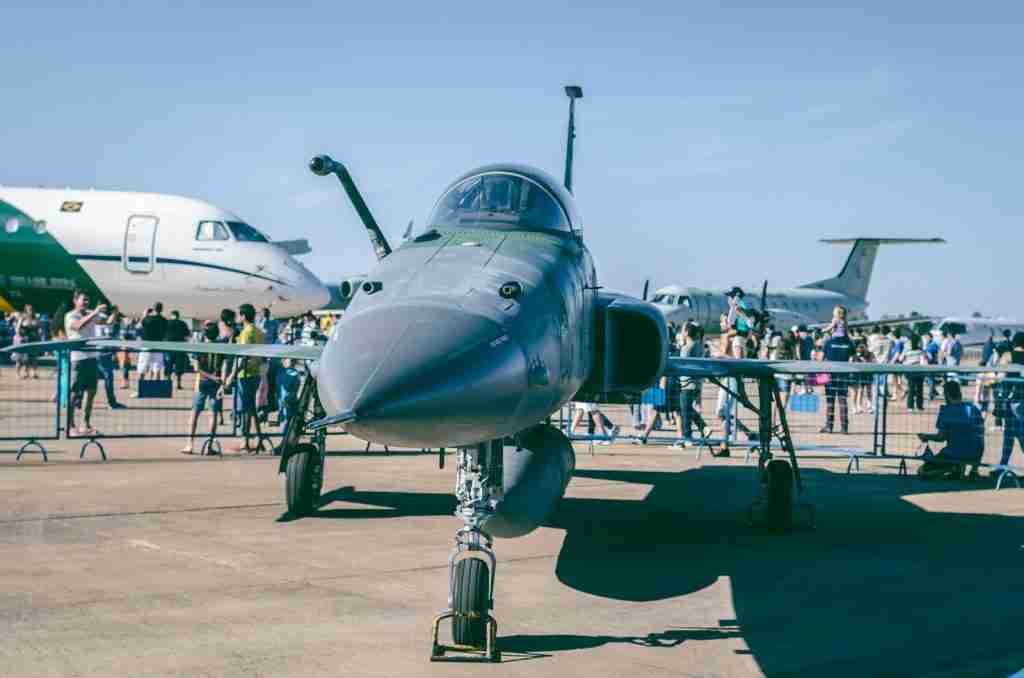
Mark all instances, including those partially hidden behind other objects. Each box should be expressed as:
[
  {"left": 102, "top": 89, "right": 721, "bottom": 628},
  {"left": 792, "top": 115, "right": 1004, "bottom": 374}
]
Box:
[{"left": 318, "top": 304, "right": 528, "bottom": 448}]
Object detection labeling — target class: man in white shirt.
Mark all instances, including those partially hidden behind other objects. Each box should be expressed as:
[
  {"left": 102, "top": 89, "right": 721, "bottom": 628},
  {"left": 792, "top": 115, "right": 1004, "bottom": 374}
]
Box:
[{"left": 65, "top": 290, "right": 106, "bottom": 436}]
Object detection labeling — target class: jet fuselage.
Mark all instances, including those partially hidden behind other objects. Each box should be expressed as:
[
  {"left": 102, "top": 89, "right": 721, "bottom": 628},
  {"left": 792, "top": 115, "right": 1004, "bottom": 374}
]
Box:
[{"left": 316, "top": 165, "right": 598, "bottom": 448}]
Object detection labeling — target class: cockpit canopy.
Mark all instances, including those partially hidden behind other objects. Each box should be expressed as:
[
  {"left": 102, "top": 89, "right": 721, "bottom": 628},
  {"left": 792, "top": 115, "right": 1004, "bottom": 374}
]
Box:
[
  {"left": 651, "top": 293, "right": 691, "bottom": 308},
  {"left": 428, "top": 170, "right": 574, "bottom": 234},
  {"left": 195, "top": 220, "right": 268, "bottom": 243}
]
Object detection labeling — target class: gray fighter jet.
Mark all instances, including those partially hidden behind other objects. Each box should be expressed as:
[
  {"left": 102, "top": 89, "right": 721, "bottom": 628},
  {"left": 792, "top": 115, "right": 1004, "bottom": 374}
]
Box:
[{"left": 10, "top": 86, "right": 1006, "bottom": 662}]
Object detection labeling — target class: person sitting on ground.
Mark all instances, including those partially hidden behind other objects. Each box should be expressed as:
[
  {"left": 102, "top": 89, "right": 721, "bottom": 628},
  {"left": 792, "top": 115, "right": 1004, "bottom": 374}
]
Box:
[
  {"left": 917, "top": 381, "right": 985, "bottom": 479},
  {"left": 182, "top": 322, "right": 226, "bottom": 455}
]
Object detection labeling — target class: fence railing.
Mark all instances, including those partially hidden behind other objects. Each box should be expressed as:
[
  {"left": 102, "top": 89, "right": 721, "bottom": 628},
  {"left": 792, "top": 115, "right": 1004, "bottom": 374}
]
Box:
[
  {"left": 1, "top": 346, "right": 347, "bottom": 460},
  {"left": 561, "top": 370, "right": 1024, "bottom": 472},
  {"left": 4, "top": 348, "right": 1021, "bottom": 474}
]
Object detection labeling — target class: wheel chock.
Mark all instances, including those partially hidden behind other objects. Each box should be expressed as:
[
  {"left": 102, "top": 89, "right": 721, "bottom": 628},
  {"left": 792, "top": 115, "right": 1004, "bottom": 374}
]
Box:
[{"left": 429, "top": 610, "right": 500, "bottom": 663}]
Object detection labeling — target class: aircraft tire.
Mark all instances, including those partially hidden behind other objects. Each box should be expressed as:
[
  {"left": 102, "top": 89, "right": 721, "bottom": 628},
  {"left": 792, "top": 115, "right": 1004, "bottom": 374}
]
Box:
[
  {"left": 452, "top": 558, "right": 490, "bottom": 648},
  {"left": 764, "top": 458, "right": 793, "bottom": 533},
  {"left": 286, "top": 443, "right": 322, "bottom": 517}
]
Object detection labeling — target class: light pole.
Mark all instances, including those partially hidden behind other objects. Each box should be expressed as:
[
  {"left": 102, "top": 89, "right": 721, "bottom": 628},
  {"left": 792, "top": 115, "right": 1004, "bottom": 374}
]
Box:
[{"left": 563, "top": 85, "right": 583, "bottom": 193}]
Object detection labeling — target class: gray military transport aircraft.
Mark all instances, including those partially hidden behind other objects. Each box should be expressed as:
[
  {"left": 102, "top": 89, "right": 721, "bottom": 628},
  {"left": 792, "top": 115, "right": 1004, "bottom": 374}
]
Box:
[{"left": 9, "top": 86, "right": 1003, "bottom": 663}]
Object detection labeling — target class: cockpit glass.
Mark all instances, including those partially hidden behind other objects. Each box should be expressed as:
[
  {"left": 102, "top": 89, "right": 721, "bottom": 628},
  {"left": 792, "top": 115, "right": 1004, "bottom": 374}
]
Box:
[
  {"left": 428, "top": 173, "right": 571, "bottom": 232},
  {"left": 679, "top": 296, "right": 691, "bottom": 307},
  {"left": 225, "top": 221, "right": 268, "bottom": 242},
  {"left": 196, "top": 220, "right": 230, "bottom": 241},
  {"left": 651, "top": 294, "right": 667, "bottom": 303}
]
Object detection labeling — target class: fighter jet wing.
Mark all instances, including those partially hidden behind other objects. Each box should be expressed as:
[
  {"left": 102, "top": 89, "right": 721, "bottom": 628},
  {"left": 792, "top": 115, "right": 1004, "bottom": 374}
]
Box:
[
  {"left": 89, "top": 339, "right": 323, "bottom": 361},
  {"left": 0, "top": 338, "right": 91, "bottom": 355},
  {"left": 3, "top": 338, "right": 323, "bottom": 361},
  {"left": 665, "top": 357, "right": 1007, "bottom": 379}
]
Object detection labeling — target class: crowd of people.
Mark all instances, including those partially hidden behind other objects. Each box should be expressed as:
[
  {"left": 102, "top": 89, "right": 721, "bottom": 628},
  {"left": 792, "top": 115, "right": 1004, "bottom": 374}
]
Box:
[
  {"left": 571, "top": 286, "right": 1024, "bottom": 472},
  {"left": 0, "top": 294, "right": 338, "bottom": 450},
  {"left": 4, "top": 288, "right": 1024, "bottom": 472}
]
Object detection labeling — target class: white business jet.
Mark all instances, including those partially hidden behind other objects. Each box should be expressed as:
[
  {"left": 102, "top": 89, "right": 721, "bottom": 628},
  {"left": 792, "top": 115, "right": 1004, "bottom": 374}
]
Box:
[{"left": 0, "top": 187, "right": 329, "bottom": 319}]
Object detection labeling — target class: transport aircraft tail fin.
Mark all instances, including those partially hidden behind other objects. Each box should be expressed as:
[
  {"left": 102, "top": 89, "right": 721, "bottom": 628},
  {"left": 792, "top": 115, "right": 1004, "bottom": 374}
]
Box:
[{"left": 799, "top": 238, "right": 945, "bottom": 300}]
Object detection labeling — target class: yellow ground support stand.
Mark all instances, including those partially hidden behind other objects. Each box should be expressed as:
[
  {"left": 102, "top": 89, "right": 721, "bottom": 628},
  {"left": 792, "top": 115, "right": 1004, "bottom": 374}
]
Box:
[{"left": 429, "top": 610, "right": 500, "bottom": 663}]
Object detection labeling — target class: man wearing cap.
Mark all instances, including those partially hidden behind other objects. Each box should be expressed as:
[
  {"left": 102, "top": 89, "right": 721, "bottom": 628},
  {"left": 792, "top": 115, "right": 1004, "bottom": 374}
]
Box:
[{"left": 725, "top": 287, "right": 755, "bottom": 359}]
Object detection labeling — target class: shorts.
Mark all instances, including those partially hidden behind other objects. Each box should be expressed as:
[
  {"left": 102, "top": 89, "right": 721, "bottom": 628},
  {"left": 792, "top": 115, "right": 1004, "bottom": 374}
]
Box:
[
  {"left": 71, "top": 358, "right": 99, "bottom": 392},
  {"left": 730, "top": 335, "right": 747, "bottom": 355},
  {"left": 575, "top": 402, "right": 597, "bottom": 413},
  {"left": 138, "top": 351, "right": 164, "bottom": 373},
  {"left": 168, "top": 352, "right": 188, "bottom": 375},
  {"left": 193, "top": 380, "right": 223, "bottom": 412},
  {"left": 238, "top": 375, "right": 260, "bottom": 412},
  {"left": 192, "top": 391, "right": 223, "bottom": 413}
]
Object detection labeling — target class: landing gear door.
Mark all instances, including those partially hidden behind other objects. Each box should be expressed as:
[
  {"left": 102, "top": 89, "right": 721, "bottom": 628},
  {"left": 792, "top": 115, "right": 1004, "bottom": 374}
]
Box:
[{"left": 124, "top": 215, "right": 158, "bottom": 274}]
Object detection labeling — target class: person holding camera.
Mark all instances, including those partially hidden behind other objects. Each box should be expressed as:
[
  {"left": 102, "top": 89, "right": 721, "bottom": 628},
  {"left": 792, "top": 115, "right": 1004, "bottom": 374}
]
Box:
[{"left": 65, "top": 290, "right": 106, "bottom": 436}]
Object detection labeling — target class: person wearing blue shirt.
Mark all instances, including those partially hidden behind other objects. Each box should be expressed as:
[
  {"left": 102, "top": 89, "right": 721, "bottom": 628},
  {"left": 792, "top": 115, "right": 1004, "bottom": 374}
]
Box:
[
  {"left": 918, "top": 380, "right": 984, "bottom": 479},
  {"left": 996, "top": 333, "right": 1024, "bottom": 474},
  {"left": 820, "top": 334, "right": 853, "bottom": 434},
  {"left": 925, "top": 332, "right": 941, "bottom": 400}
]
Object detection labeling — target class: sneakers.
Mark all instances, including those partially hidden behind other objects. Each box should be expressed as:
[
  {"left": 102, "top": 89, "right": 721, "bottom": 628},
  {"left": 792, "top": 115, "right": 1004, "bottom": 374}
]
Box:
[
  {"left": 670, "top": 440, "right": 687, "bottom": 449},
  {"left": 631, "top": 437, "right": 648, "bottom": 446},
  {"left": 608, "top": 425, "right": 621, "bottom": 443},
  {"left": 819, "top": 426, "right": 833, "bottom": 434}
]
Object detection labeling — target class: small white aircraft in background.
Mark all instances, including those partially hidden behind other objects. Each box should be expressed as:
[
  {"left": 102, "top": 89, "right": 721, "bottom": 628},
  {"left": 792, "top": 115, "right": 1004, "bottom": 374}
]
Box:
[
  {"left": 650, "top": 237, "right": 945, "bottom": 332},
  {"left": 933, "top": 316, "right": 1024, "bottom": 347},
  {"left": 0, "top": 187, "right": 330, "bottom": 320}
]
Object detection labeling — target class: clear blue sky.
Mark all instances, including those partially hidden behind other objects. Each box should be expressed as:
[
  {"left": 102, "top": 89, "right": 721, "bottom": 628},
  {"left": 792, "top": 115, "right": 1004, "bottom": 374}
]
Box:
[{"left": 3, "top": 2, "right": 1021, "bottom": 319}]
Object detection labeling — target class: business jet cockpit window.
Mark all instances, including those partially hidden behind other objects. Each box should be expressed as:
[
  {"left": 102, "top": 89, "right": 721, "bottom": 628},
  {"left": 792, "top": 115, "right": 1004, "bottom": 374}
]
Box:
[
  {"left": 196, "top": 220, "right": 230, "bottom": 241},
  {"left": 429, "top": 173, "right": 571, "bottom": 233},
  {"left": 678, "top": 296, "right": 691, "bottom": 307},
  {"left": 226, "top": 221, "right": 269, "bottom": 243}
]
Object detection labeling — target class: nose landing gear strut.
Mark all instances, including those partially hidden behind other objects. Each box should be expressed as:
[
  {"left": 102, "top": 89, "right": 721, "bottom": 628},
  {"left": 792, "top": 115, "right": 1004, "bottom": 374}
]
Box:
[{"left": 430, "top": 441, "right": 503, "bottom": 663}]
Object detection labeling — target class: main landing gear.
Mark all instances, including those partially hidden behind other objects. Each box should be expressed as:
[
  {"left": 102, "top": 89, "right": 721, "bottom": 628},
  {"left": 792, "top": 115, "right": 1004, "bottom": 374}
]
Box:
[
  {"left": 720, "top": 376, "right": 814, "bottom": 533},
  {"left": 430, "top": 440, "right": 502, "bottom": 662},
  {"left": 279, "top": 372, "right": 326, "bottom": 518}
]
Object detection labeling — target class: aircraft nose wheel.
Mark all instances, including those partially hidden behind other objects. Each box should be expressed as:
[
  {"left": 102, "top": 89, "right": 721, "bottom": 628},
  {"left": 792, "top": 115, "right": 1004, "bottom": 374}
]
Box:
[
  {"left": 285, "top": 442, "right": 324, "bottom": 517},
  {"left": 430, "top": 528, "right": 500, "bottom": 662}
]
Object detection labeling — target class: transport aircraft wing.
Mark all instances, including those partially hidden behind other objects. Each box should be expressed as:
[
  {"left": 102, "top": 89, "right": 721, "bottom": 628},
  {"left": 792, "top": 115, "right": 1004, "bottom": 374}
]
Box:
[
  {"left": 3, "top": 339, "right": 322, "bottom": 362},
  {"left": 664, "top": 356, "right": 1007, "bottom": 379}
]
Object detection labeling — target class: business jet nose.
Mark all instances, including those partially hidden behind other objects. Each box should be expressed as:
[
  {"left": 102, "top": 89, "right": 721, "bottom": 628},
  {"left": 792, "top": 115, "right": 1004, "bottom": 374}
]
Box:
[{"left": 319, "top": 304, "right": 528, "bottom": 448}]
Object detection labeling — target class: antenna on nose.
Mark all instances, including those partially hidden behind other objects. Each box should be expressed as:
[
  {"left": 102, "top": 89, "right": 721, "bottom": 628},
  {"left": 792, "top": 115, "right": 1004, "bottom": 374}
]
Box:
[{"left": 563, "top": 85, "right": 583, "bottom": 193}]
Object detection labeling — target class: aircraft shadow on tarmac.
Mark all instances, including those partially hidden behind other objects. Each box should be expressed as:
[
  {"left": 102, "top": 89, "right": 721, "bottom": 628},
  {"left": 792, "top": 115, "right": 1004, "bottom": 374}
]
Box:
[{"left": 313, "top": 465, "right": 1024, "bottom": 676}]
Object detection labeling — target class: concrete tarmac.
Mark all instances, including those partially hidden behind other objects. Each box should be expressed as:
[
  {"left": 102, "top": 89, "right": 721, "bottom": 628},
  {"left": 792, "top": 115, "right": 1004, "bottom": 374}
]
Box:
[{"left": 1, "top": 439, "right": 1022, "bottom": 677}]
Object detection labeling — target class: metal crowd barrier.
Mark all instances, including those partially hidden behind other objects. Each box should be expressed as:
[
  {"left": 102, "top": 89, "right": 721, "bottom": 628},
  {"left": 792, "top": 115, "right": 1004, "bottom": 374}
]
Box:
[
  {"left": 1, "top": 347, "right": 348, "bottom": 462},
  {"left": 562, "top": 369, "right": 1024, "bottom": 486}
]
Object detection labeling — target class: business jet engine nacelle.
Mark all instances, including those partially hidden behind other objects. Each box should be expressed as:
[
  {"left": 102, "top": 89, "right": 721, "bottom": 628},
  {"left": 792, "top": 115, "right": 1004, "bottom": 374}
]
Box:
[
  {"left": 338, "top": 276, "right": 366, "bottom": 301},
  {"left": 480, "top": 424, "right": 576, "bottom": 539},
  {"left": 576, "top": 295, "right": 668, "bottom": 401}
]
